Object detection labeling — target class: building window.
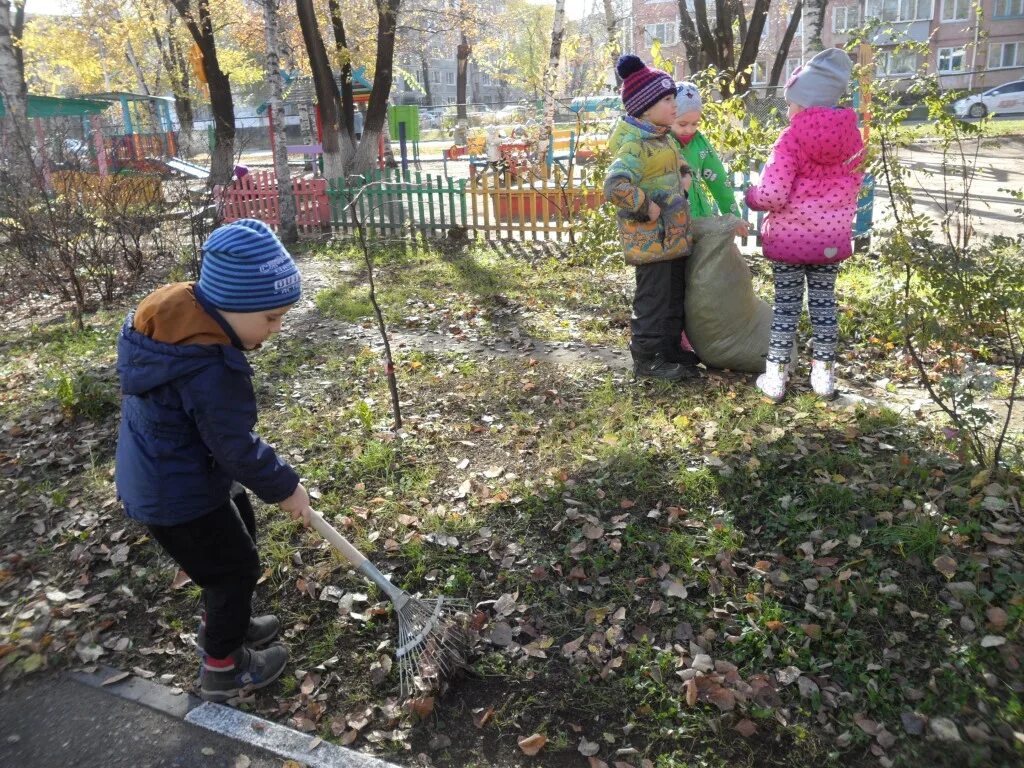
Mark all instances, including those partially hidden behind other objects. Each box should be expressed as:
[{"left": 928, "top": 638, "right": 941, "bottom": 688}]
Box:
[
  {"left": 445, "top": 71, "right": 455, "bottom": 85},
  {"left": 988, "top": 40, "right": 1024, "bottom": 69},
  {"left": 994, "top": 0, "right": 1024, "bottom": 17},
  {"left": 431, "top": 70, "right": 441, "bottom": 83},
  {"left": 940, "top": 0, "right": 970, "bottom": 21},
  {"left": 833, "top": 5, "right": 860, "bottom": 31},
  {"left": 876, "top": 49, "right": 918, "bottom": 75},
  {"left": 937, "top": 46, "right": 966, "bottom": 72},
  {"left": 866, "top": 0, "right": 933, "bottom": 22},
  {"left": 752, "top": 61, "right": 768, "bottom": 84},
  {"left": 784, "top": 57, "right": 804, "bottom": 81},
  {"left": 481, "top": 73, "right": 491, "bottom": 86},
  {"left": 644, "top": 21, "right": 679, "bottom": 46}
]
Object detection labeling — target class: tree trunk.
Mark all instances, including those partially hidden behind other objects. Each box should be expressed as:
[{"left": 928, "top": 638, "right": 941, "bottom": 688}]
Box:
[
  {"left": 351, "top": 0, "right": 401, "bottom": 175},
  {"left": 677, "top": 2, "right": 704, "bottom": 75},
  {"left": 420, "top": 53, "right": 432, "bottom": 105},
  {"left": 0, "top": 0, "right": 32, "bottom": 182},
  {"left": 296, "top": 0, "right": 343, "bottom": 179},
  {"left": 734, "top": 0, "right": 771, "bottom": 95},
  {"left": 171, "top": 0, "right": 235, "bottom": 188},
  {"left": 262, "top": 0, "right": 297, "bottom": 242},
  {"left": 327, "top": 0, "right": 357, "bottom": 163},
  {"left": 770, "top": 0, "right": 803, "bottom": 86},
  {"left": 804, "top": 0, "right": 827, "bottom": 54},
  {"left": 150, "top": 11, "right": 194, "bottom": 154},
  {"left": 540, "top": 0, "right": 566, "bottom": 166},
  {"left": 602, "top": 0, "right": 620, "bottom": 83},
  {"left": 455, "top": 31, "right": 470, "bottom": 145}
]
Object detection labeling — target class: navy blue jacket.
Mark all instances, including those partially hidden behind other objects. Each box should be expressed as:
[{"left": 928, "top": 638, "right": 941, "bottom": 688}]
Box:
[{"left": 115, "top": 284, "right": 299, "bottom": 526}]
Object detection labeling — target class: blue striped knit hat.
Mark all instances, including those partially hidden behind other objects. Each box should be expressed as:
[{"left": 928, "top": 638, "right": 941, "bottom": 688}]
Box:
[{"left": 198, "top": 219, "right": 301, "bottom": 312}]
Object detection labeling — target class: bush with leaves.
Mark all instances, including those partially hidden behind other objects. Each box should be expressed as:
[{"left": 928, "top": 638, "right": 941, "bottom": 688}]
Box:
[{"left": 848, "top": 26, "right": 1024, "bottom": 471}]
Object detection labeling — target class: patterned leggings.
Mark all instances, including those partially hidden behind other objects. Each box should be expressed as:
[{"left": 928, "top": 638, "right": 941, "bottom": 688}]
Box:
[{"left": 767, "top": 263, "right": 841, "bottom": 365}]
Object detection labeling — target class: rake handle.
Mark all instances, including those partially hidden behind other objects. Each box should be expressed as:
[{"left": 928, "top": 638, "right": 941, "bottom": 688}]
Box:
[
  {"left": 308, "top": 508, "right": 367, "bottom": 569},
  {"left": 308, "top": 508, "right": 405, "bottom": 604}
]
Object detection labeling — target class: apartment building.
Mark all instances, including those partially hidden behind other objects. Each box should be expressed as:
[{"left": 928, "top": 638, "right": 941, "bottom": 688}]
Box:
[
  {"left": 631, "top": 0, "right": 1024, "bottom": 91},
  {"left": 823, "top": 0, "right": 1024, "bottom": 90}
]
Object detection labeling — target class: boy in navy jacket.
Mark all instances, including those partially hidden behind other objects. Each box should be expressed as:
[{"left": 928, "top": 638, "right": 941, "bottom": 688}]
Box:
[{"left": 116, "top": 218, "right": 311, "bottom": 702}]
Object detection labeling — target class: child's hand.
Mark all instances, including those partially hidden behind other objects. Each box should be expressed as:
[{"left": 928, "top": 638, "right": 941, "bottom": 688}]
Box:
[
  {"left": 734, "top": 220, "right": 750, "bottom": 237},
  {"left": 280, "top": 483, "right": 312, "bottom": 527},
  {"left": 646, "top": 200, "right": 661, "bottom": 221},
  {"left": 681, "top": 172, "right": 692, "bottom": 193}
]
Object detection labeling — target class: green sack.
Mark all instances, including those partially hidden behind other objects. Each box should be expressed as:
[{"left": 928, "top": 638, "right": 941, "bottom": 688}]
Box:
[{"left": 684, "top": 215, "right": 772, "bottom": 374}]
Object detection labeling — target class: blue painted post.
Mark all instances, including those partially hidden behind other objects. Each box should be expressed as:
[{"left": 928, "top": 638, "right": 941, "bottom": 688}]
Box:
[
  {"left": 120, "top": 96, "right": 133, "bottom": 134},
  {"left": 399, "top": 122, "right": 409, "bottom": 173}
]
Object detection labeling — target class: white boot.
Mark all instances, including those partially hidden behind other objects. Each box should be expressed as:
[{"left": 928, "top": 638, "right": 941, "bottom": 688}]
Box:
[
  {"left": 810, "top": 359, "right": 836, "bottom": 398},
  {"left": 756, "top": 361, "right": 789, "bottom": 402}
]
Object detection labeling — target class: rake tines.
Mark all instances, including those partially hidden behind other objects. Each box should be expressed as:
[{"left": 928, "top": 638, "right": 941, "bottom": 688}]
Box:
[{"left": 396, "top": 595, "right": 470, "bottom": 698}]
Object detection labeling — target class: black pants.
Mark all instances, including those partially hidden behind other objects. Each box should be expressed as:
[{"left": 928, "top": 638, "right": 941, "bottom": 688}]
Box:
[
  {"left": 147, "top": 488, "right": 260, "bottom": 659},
  {"left": 630, "top": 257, "right": 685, "bottom": 358}
]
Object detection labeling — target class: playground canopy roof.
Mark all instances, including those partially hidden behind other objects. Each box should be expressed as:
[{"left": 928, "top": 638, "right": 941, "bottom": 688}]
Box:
[
  {"left": 85, "top": 91, "right": 176, "bottom": 105},
  {"left": 0, "top": 94, "right": 111, "bottom": 119},
  {"left": 568, "top": 95, "right": 621, "bottom": 113}
]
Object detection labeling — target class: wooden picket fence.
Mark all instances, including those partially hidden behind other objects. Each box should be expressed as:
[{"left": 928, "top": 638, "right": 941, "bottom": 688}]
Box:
[
  {"left": 218, "top": 167, "right": 874, "bottom": 246},
  {"left": 219, "top": 170, "right": 330, "bottom": 236},
  {"left": 326, "top": 166, "right": 604, "bottom": 241}
]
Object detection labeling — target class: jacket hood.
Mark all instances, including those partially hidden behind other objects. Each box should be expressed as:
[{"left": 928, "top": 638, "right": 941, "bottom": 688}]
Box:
[
  {"left": 789, "top": 107, "right": 863, "bottom": 167},
  {"left": 117, "top": 315, "right": 250, "bottom": 397},
  {"left": 608, "top": 115, "right": 670, "bottom": 154}
]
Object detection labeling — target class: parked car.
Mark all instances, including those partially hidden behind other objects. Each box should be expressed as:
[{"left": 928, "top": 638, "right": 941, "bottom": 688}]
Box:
[
  {"left": 493, "top": 104, "right": 530, "bottom": 124},
  {"left": 953, "top": 80, "right": 1024, "bottom": 118}
]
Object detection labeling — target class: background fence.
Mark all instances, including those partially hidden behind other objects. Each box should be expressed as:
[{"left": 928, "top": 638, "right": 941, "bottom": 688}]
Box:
[{"left": 219, "top": 166, "right": 875, "bottom": 245}]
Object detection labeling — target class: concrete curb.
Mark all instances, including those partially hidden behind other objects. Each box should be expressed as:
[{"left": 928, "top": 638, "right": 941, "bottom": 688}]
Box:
[{"left": 73, "top": 666, "right": 400, "bottom": 768}]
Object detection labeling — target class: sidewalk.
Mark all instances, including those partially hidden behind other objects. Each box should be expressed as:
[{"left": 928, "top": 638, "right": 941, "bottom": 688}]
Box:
[{"left": 0, "top": 668, "right": 399, "bottom": 768}]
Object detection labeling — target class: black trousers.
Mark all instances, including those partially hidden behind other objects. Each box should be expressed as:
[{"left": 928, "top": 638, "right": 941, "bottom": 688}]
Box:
[
  {"left": 630, "top": 257, "right": 685, "bottom": 357},
  {"left": 147, "top": 488, "right": 260, "bottom": 659}
]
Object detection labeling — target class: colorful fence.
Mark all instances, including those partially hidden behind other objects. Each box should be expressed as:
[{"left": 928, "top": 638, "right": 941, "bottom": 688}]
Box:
[
  {"left": 217, "top": 167, "right": 874, "bottom": 246},
  {"left": 219, "top": 170, "right": 330, "bottom": 236}
]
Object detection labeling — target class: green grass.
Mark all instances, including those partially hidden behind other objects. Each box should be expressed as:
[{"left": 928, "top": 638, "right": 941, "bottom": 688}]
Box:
[{"left": 2, "top": 240, "right": 1022, "bottom": 768}]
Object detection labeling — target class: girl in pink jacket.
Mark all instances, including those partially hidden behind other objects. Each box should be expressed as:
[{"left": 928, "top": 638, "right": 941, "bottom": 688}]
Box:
[{"left": 745, "top": 48, "right": 865, "bottom": 401}]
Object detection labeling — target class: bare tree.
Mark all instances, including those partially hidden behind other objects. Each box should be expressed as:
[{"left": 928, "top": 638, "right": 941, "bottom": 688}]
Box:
[
  {"left": 350, "top": 0, "right": 402, "bottom": 176},
  {"left": 0, "top": 0, "right": 31, "bottom": 180},
  {"left": 149, "top": 7, "right": 195, "bottom": 153},
  {"left": 327, "top": 0, "right": 358, "bottom": 162},
  {"left": 169, "top": 0, "right": 236, "bottom": 188},
  {"left": 769, "top": 0, "right": 803, "bottom": 86},
  {"left": 540, "top": 0, "right": 566, "bottom": 166},
  {"left": 262, "top": 0, "right": 297, "bottom": 242},
  {"left": 296, "top": 0, "right": 344, "bottom": 179},
  {"left": 677, "top": 0, "right": 783, "bottom": 94}
]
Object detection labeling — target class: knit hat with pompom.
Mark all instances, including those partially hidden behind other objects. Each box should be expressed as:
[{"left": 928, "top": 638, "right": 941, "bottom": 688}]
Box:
[{"left": 617, "top": 54, "right": 676, "bottom": 118}]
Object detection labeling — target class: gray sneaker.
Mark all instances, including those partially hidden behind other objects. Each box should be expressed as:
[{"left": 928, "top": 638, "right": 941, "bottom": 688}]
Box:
[
  {"left": 199, "top": 644, "right": 288, "bottom": 703},
  {"left": 196, "top": 614, "right": 280, "bottom": 653}
]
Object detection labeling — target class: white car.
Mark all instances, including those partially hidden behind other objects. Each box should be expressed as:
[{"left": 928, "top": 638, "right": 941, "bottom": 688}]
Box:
[{"left": 953, "top": 79, "right": 1024, "bottom": 118}]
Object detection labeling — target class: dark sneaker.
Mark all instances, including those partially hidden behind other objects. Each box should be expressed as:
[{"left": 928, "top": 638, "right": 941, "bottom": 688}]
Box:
[
  {"left": 196, "top": 614, "right": 280, "bottom": 653},
  {"left": 663, "top": 346, "right": 701, "bottom": 370},
  {"left": 633, "top": 353, "right": 688, "bottom": 381},
  {"left": 199, "top": 644, "right": 288, "bottom": 703}
]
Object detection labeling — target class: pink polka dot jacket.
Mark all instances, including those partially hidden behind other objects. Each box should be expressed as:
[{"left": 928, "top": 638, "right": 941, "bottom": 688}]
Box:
[{"left": 745, "top": 107, "right": 865, "bottom": 265}]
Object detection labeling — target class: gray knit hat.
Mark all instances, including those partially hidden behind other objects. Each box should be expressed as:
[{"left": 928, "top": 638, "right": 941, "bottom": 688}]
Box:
[
  {"left": 675, "top": 81, "right": 703, "bottom": 114},
  {"left": 784, "top": 48, "right": 853, "bottom": 108}
]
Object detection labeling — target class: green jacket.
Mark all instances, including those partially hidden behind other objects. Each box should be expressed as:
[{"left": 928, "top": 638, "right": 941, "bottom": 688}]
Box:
[
  {"left": 603, "top": 116, "right": 692, "bottom": 266},
  {"left": 672, "top": 131, "right": 740, "bottom": 220}
]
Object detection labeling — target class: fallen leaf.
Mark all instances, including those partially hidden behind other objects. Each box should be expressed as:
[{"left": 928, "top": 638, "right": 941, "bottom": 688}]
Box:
[
  {"left": 101, "top": 671, "right": 131, "bottom": 686},
  {"left": 232, "top": 756, "right": 251, "bottom": 768},
  {"left": 684, "top": 678, "right": 698, "bottom": 707},
  {"left": 800, "top": 623, "right": 822, "bottom": 640},
  {"left": 201, "top": 747, "right": 215, "bottom": 756},
  {"left": 932, "top": 555, "right": 958, "bottom": 580},
  {"left": 518, "top": 733, "right": 547, "bottom": 756},
  {"left": 660, "top": 579, "right": 687, "bottom": 599},
  {"left": 473, "top": 706, "right": 494, "bottom": 729},
  {"left": 578, "top": 737, "right": 600, "bottom": 756},
  {"left": 307, "top": 736, "right": 323, "bottom": 751},
  {"left": 929, "top": 717, "right": 961, "bottom": 742},
  {"left": 583, "top": 524, "right": 605, "bottom": 540},
  {"left": 734, "top": 719, "right": 757, "bottom": 737},
  {"left": 707, "top": 685, "right": 736, "bottom": 712},
  {"left": 980, "top": 635, "right": 1006, "bottom": 648},
  {"left": 900, "top": 711, "right": 927, "bottom": 737},
  {"left": 777, "top": 666, "right": 801, "bottom": 685},
  {"left": 409, "top": 696, "right": 435, "bottom": 719},
  {"left": 300, "top": 671, "right": 320, "bottom": 696},
  {"left": 985, "top": 607, "right": 1008, "bottom": 630},
  {"left": 620, "top": 499, "right": 636, "bottom": 509},
  {"left": 854, "top": 714, "right": 881, "bottom": 736}
]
